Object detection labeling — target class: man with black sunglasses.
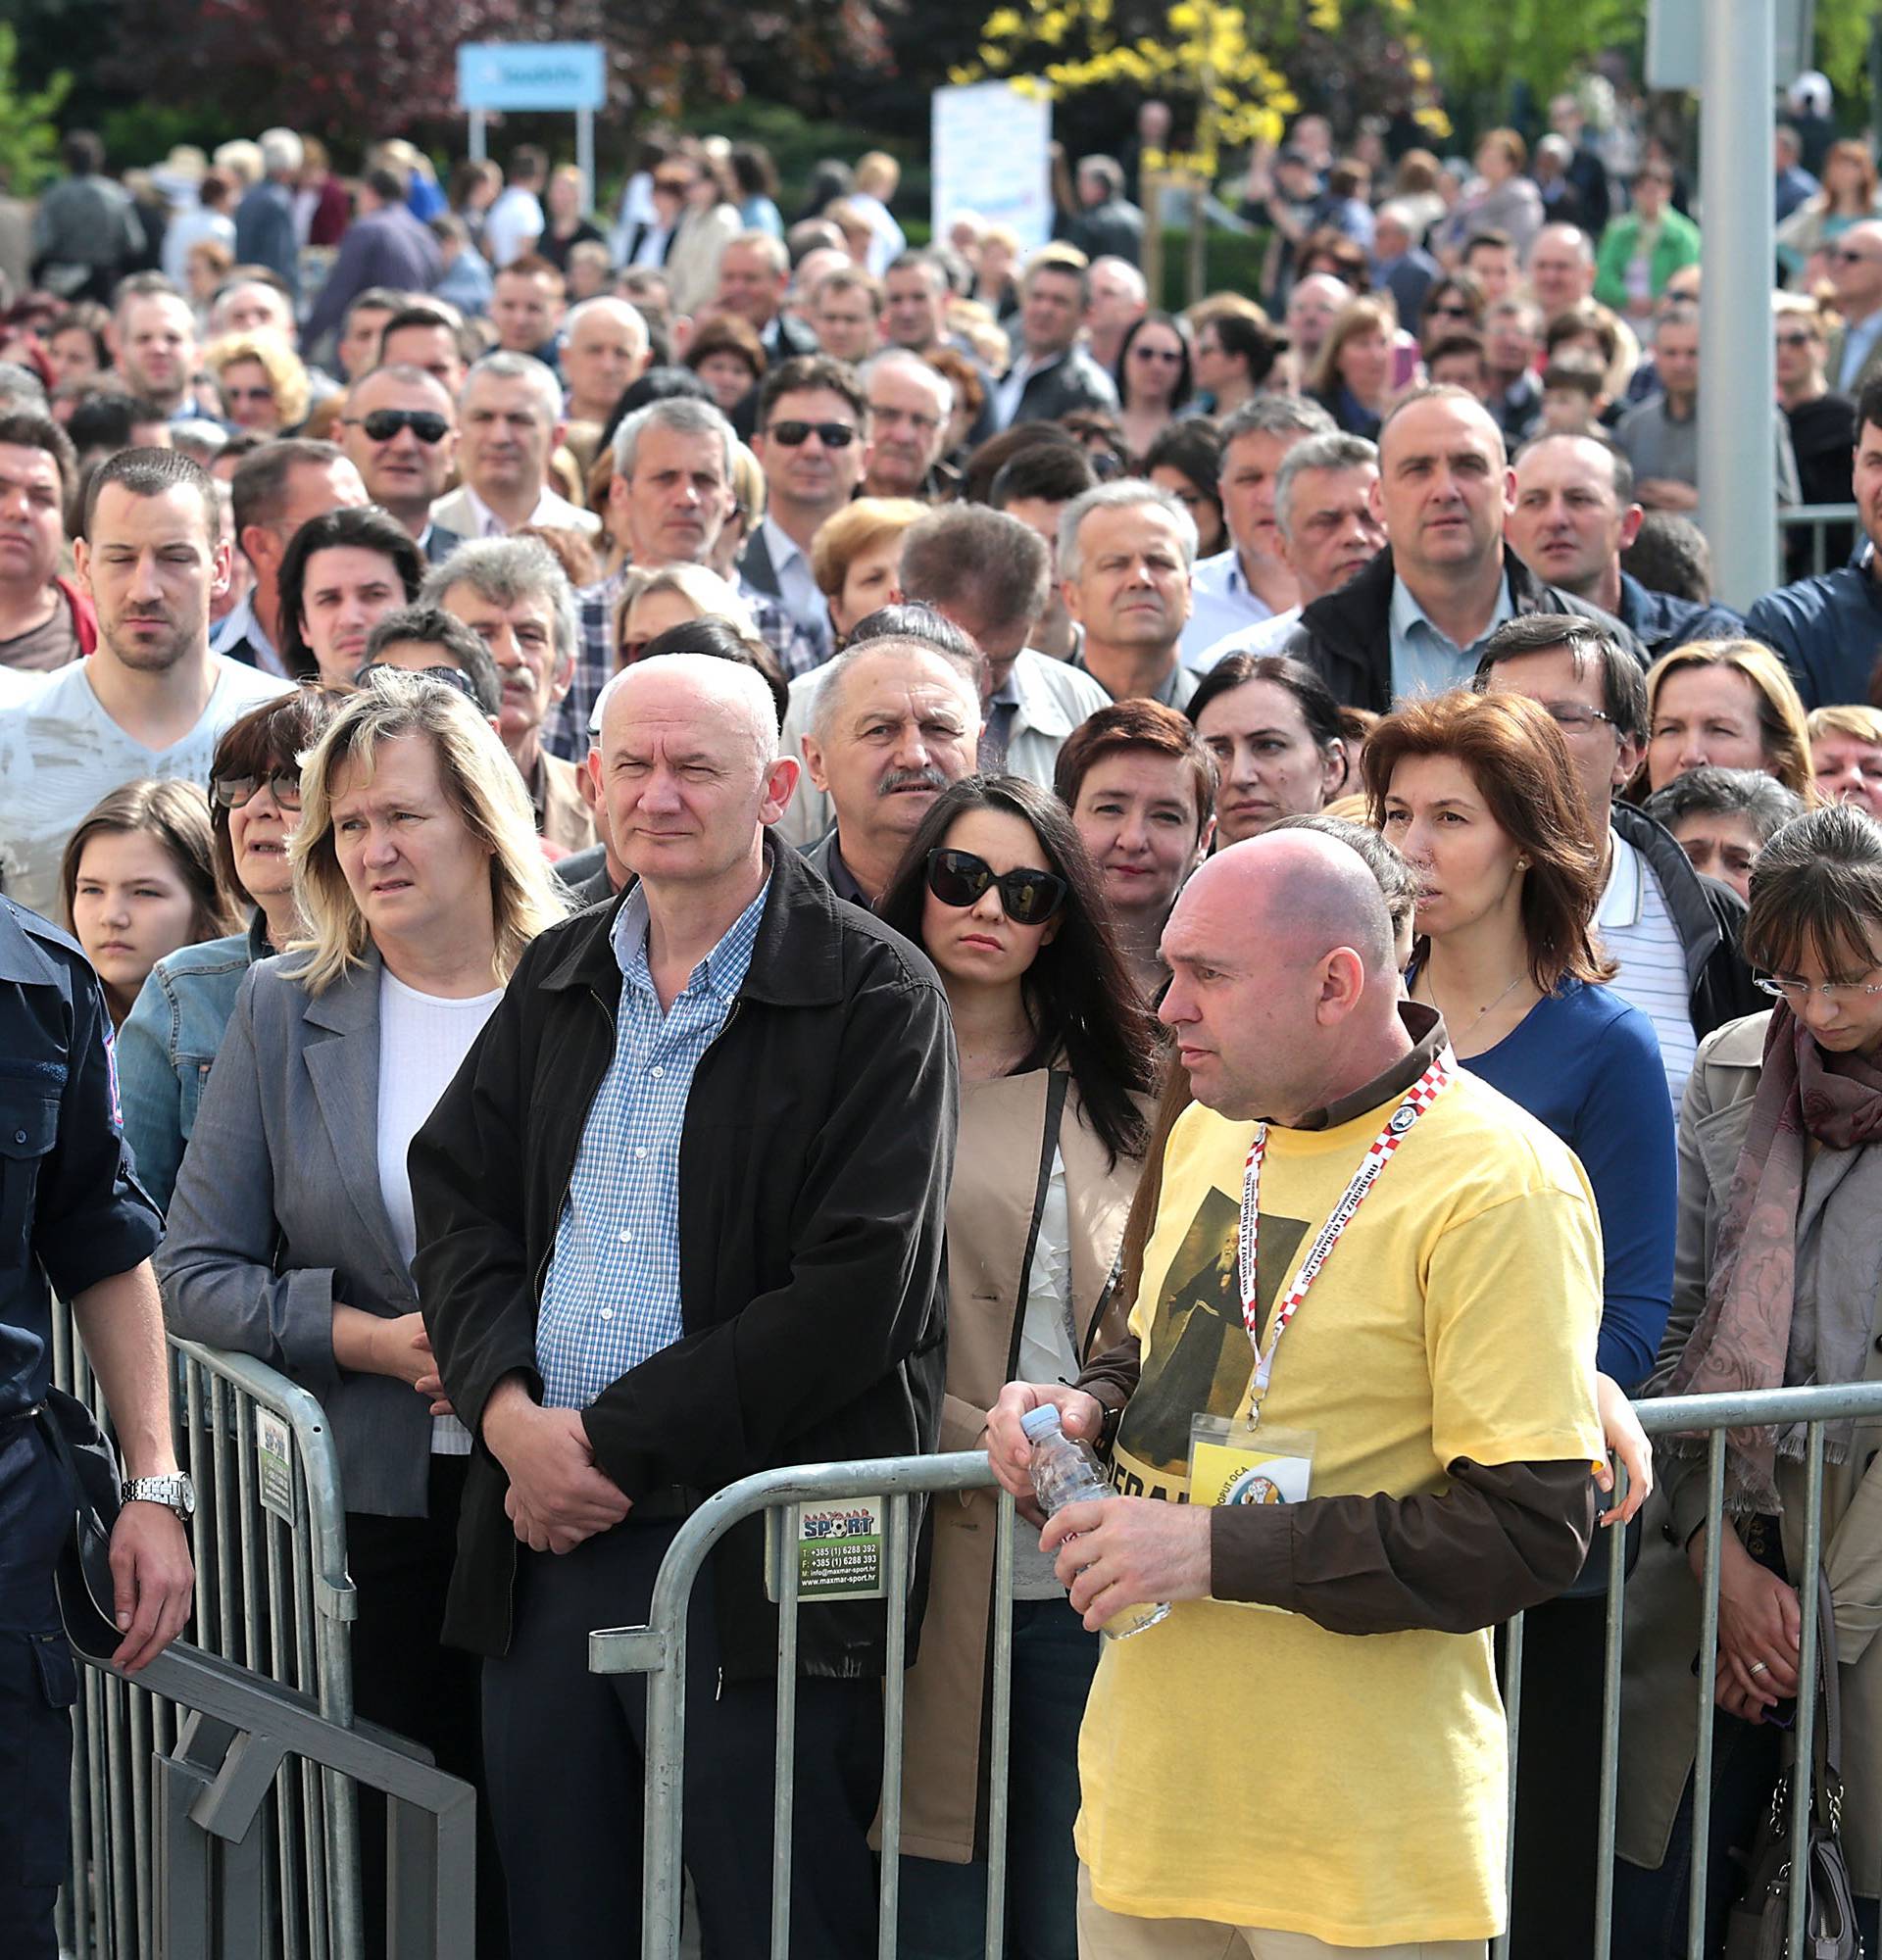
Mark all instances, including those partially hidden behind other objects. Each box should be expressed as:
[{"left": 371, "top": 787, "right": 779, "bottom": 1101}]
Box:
[
  {"left": 744, "top": 356, "right": 873, "bottom": 670},
  {"left": 338, "top": 365, "right": 463, "bottom": 564}
]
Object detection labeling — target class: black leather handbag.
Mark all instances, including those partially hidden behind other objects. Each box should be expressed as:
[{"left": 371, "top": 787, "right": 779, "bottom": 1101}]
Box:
[
  {"left": 32, "top": 1386, "right": 125, "bottom": 1661},
  {"left": 1724, "top": 1570, "right": 1863, "bottom": 1960}
]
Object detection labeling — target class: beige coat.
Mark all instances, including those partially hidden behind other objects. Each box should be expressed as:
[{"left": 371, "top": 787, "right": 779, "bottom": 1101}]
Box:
[
  {"left": 1618, "top": 1012, "right": 1882, "bottom": 1889},
  {"left": 893, "top": 1068, "right": 1143, "bottom": 1863}
]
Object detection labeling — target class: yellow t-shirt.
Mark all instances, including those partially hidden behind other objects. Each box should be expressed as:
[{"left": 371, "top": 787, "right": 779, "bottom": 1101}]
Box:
[{"left": 1077, "top": 1069, "right": 1605, "bottom": 1943}]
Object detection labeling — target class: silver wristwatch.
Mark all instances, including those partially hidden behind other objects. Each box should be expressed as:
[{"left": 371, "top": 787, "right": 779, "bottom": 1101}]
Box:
[{"left": 123, "top": 1473, "right": 196, "bottom": 1523}]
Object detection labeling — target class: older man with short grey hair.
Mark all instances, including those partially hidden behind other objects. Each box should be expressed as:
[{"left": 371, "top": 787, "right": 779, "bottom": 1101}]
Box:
[
  {"left": 798, "top": 633, "right": 982, "bottom": 906},
  {"left": 1179, "top": 394, "right": 1336, "bottom": 663},
  {"left": 547, "top": 395, "right": 795, "bottom": 760},
  {"left": 426, "top": 535, "right": 593, "bottom": 855},
  {"left": 429, "top": 351, "right": 599, "bottom": 542},
  {"left": 1060, "top": 477, "right": 1203, "bottom": 706},
  {"left": 1198, "top": 431, "right": 1385, "bottom": 664},
  {"left": 860, "top": 350, "right": 954, "bottom": 500}
]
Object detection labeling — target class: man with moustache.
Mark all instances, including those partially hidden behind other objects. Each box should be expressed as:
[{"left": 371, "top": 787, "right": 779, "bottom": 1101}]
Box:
[
  {"left": 427, "top": 536, "right": 592, "bottom": 857},
  {"left": 0, "top": 448, "right": 288, "bottom": 917},
  {"left": 798, "top": 635, "right": 982, "bottom": 907}
]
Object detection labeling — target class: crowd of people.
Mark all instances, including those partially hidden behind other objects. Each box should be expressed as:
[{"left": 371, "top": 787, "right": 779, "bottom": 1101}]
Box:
[{"left": 8, "top": 87, "right": 1882, "bottom": 1960}]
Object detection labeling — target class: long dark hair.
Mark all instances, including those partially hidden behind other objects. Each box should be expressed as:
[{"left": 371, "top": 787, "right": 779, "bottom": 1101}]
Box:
[
  {"left": 878, "top": 774, "right": 1159, "bottom": 1166},
  {"left": 1114, "top": 311, "right": 1195, "bottom": 416}
]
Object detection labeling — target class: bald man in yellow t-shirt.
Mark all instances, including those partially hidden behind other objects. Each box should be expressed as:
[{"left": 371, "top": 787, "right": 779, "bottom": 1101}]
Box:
[{"left": 990, "top": 832, "right": 1605, "bottom": 1958}]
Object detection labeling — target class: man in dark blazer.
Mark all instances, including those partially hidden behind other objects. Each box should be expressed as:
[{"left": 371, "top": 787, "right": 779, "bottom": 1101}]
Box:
[{"left": 992, "top": 251, "right": 1119, "bottom": 430}]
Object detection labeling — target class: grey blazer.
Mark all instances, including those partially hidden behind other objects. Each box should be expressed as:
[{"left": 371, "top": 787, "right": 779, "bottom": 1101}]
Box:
[{"left": 155, "top": 947, "right": 436, "bottom": 1519}]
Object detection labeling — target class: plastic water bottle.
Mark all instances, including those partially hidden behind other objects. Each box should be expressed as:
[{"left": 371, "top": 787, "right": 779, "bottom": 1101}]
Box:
[{"left": 1020, "top": 1404, "right": 1170, "bottom": 1640}]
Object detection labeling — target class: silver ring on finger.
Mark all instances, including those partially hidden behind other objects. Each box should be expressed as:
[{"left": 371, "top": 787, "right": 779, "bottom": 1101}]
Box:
[{"left": 1748, "top": 1660, "right": 1770, "bottom": 1678}]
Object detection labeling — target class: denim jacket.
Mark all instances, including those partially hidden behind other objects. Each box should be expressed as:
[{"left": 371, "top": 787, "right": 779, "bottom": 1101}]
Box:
[{"left": 117, "top": 911, "right": 269, "bottom": 1210}]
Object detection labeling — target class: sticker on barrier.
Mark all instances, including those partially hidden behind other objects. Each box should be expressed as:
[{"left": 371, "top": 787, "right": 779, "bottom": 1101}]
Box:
[
  {"left": 767, "top": 1497, "right": 887, "bottom": 1600},
  {"left": 256, "top": 1406, "right": 294, "bottom": 1521}
]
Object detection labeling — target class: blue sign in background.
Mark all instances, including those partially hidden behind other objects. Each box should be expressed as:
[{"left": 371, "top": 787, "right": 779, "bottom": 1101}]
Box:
[{"left": 456, "top": 42, "right": 607, "bottom": 112}]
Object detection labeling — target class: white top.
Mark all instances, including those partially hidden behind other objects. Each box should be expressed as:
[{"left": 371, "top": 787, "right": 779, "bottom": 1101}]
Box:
[
  {"left": 848, "top": 190, "right": 907, "bottom": 277},
  {"left": 1195, "top": 605, "right": 1303, "bottom": 671},
  {"left": 0, "top": 655, "right": 290, "bottom": 921},
  {"left": 375, "top": 967, "right": 505, "bottom": 1453},
  {"left": 1180, "top": 549, "right": 1276, "bottom": 665},
  {"left": 1597, "top": 829, "right": 1697, "bottom": 1106},
  {"left": 1013, "top": 1149, "right": 1080, "bottom": 1599},
  {"left": 482, "top": 185, "right": 545, "bottom": 269}
]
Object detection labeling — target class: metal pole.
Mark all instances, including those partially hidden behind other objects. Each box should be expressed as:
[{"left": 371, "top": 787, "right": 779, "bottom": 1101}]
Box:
[
  {"left": 576, "top": 110, "right": 596, "bottom": 215},
  {"left": 469, "top": 112, "right": 488, "bottom": 167},
  {"left": 1698, "top": 0, "right": 1777, "bottom": 608}
]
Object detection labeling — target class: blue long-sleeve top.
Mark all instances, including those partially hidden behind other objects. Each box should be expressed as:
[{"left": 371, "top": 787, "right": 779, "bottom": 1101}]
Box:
[{"left": 1447, "top": 977, "right": 1676, "bottom": 1389}]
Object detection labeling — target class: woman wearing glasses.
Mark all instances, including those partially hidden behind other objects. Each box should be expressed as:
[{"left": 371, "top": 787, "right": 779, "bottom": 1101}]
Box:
[
  {"left": 158, "top": 674, "right": 564, "bottom": 1958},
  {"left": 1366, "top": 687, "right": 1673, "bottom": 1959},
  {"left": 1417, "top": 270, "right": 1485, "bottom": 352},
  {"left": 1616, "top": 805, "right": 1882, "bottom": 1957},
  {"left": 118, "top": 688, "right": 342, "bottom": 1208},
  {"left": 877, "top": 773, "right": 1159, "bottom": 1960},
  {"left": 1113, "top": 313, "right": 1195, "bottom": 466}
]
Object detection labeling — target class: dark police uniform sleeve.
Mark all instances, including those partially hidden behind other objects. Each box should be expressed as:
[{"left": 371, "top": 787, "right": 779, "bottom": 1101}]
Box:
[
  {"left": 0, "top": 901, "right": 161, "bottom": 1960},
  {"left": 0, "top": 899, "right": 162, "bottom": 1422}
]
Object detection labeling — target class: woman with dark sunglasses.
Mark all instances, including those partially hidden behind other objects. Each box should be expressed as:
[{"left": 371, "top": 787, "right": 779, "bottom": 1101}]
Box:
[
  {"left": 877, "top": 774, "right": 1160, "bottom": 1960},
  {"left": 117, "top": 686, "right": 343, "bottom": 1208}
]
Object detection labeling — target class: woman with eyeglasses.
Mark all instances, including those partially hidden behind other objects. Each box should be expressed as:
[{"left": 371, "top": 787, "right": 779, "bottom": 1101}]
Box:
[
  {"left": 118, "top": 688, "right": 342, "bottom": 1208},
  {"left": 1417, "top": 270, "right": 1485, "bottom": 352},
  {"left": 1366, "top": 688, "right": 1673, "bottom": 1959},
  {"left": 876, "top": 773, "right": 1159, "bottom": 1960},
  {"left": 158, "top": 673, "right": 565, "bottom": 1959},
  {"left": 1113, "top": 312, "right": 1194, "bottom": 466},
  {"left": 202, "top": 331, "right": 311, "bottom": 437},
  {"left": 1615, "top": 803, "right": 1882, "bottom": 1958}
]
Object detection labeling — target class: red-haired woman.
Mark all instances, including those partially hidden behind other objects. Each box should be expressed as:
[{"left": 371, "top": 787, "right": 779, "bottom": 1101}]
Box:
[{"left": 1366, "top": 685, "right": 1673, "bottom": 1958}]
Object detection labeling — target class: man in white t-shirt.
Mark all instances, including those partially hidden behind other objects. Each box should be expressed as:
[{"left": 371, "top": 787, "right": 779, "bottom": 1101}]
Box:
[
  {"left": 1475, "top": 613, "right": 1762, "bottom": 1104},
  {"left": 482, "top": 146, "right": 548, "bottom": 270},
  {"left": 0, "top": 447, "right": 289, "bottom": 919}
]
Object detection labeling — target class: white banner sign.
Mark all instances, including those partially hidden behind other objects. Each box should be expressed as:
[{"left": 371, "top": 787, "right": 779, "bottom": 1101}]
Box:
[{"left": 931, "top": 80, "right": 1055, "bottom": 254}]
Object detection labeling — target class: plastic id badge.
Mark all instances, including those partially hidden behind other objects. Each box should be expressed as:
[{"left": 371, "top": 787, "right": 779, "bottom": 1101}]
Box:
[{"left": 1187, "top": 1412, "right": 1314, "bottom": 1509}]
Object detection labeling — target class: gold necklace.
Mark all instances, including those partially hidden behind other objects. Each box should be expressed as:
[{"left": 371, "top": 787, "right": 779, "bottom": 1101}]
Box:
[{"left": 1423, "top": 968, "right": 1527, "bottom": 1041}]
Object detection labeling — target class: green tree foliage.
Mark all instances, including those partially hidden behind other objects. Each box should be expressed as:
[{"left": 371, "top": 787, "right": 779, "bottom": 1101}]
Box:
[{"left": 0, "top": 24, "right": 73, "bottom": 195}]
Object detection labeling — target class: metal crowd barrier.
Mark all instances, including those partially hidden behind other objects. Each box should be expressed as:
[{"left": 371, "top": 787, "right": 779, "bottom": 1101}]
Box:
[
  {"left": 51, "top": 1309, "right": 363, "bottom": 1960},
  {"left": 1776, "top": 502, "right": 1859, "bottom": 578},
  {"left": 74, "top": 1637, "right": 472, "bottom": 1958},
  {"left": 593, "top": 1385, "right": 1882, "bottom": 1960}
]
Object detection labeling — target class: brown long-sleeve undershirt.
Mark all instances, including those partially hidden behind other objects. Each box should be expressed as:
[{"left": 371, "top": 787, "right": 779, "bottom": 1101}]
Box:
[{"left": 1078, "top": 1333, "right": 1600, "bottom": 1637}]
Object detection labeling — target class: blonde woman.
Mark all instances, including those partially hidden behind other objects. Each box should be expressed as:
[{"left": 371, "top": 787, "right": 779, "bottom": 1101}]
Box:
[
  {"left": 157, "top": 672, "right": 564, "bottom": 1958},
  {"left": 1634, "top": 639, "right": 1816, "bottom": 801},
  {"left": 809, "top": 496, "right": 928, "bottom": 643},
  {"left": 614, "top": 561, "right": 763, "bottom": 662},
  {"left": 202, "top": 330, "right": 311, "bottom": 436}
]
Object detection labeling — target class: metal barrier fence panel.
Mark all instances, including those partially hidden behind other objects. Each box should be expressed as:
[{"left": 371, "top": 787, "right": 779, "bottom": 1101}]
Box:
[
  {"left": 1776, "top": 503, "right": 1859, "bottom": 579},
  {"left": 75, "top": 1638, "right": 475, "bottom": 1958},
  {"left": 51, "top": 1307, "right": 363, "bottom": 1960},
  {"left": 595, "top": 1385, "right": 1882, "bottom": 1960}
]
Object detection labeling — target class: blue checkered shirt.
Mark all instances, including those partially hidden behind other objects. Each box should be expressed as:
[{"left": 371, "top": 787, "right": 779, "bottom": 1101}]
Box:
[
  {"left": 533, "top": 876, "right": 770, "bottom": 1408},
  {"left": 547, "top": 566, "right": 815, "bottom": 760}
]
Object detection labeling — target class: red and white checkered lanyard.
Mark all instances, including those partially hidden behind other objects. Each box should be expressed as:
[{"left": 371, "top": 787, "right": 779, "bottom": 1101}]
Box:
[{"left": 1237, "top": 1051, "right": 1455, "bottom": 1421}]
